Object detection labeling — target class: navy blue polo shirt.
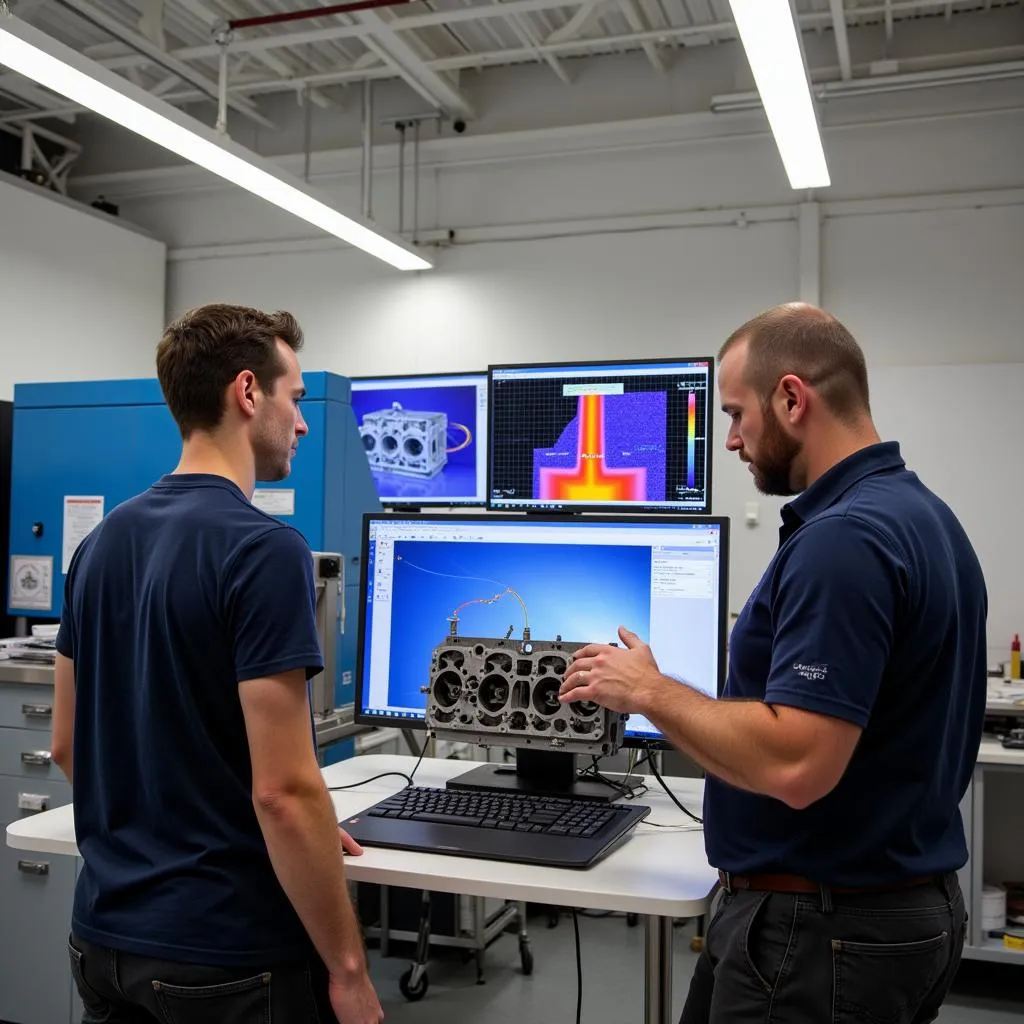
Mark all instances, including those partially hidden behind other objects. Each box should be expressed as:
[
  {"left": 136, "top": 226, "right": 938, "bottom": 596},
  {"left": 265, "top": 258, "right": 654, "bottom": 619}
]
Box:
[
  {"left": 56, "top": 474, "right": 324, "bottom": 965},
  {"left": 705, "top": 442, "right": 987, "bottom": 886}
]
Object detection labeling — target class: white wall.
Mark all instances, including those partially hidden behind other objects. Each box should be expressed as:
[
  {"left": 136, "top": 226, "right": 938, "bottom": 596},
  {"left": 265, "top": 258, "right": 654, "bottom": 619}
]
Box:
[
  {"left": 60, "top": 85, "right": 1024, "bottom": 664},
  {"left": 0, "top": 175, "right": 167, "bottom": 399}
]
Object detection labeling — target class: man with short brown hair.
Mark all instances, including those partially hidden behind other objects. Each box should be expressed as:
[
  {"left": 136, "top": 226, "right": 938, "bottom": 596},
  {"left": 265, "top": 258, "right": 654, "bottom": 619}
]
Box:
[{"left": 53, "top": 303, "right": 383, "bottom": 1023}]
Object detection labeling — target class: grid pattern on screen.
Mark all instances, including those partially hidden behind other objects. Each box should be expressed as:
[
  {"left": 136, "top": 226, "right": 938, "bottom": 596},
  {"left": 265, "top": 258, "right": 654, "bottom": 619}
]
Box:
[{"left": 489, "top": 370, "right": 710, "bottom": 509}]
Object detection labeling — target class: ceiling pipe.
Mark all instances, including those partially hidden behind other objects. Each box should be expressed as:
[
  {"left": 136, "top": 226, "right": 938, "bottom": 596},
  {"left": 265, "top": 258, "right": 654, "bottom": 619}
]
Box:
[{"left": 228, "top": 0, "right": 413, "bottom": 32}]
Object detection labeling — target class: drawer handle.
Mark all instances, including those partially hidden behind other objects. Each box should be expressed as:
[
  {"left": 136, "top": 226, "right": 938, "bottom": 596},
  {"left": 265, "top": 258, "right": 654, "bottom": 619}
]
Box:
[
  {"left": 21, "top": 751, "right": 53, "bottom": 766},
  {"left": 18, "top": 793, "right": 50, "bottom": 812},
  {"left": 17, "top": 860, "right": 49, "bottom": 876},
  {"left": 21, "top": 703, "right": 53, "bottom": 718}
]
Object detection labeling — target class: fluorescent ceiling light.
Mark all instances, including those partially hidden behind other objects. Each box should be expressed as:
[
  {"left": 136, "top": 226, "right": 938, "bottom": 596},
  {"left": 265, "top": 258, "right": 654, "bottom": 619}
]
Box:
[
  {"left": 727, "top": 0, "right": 830, "bottom": 189},
  {"left": 0, "top": 13, "right": 432, "bottom": 272}
]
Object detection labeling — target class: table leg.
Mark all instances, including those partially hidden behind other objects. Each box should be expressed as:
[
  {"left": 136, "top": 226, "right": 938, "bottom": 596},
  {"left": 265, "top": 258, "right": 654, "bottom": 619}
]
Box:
[{"left": 644, "top": 914, "right": 673, "bottom": 1024}]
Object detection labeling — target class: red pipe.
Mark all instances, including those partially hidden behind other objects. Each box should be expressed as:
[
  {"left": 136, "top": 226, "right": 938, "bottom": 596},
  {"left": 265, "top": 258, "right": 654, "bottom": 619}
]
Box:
[{"left": 228, "top": 0, "right": 411, "bottom": 31}]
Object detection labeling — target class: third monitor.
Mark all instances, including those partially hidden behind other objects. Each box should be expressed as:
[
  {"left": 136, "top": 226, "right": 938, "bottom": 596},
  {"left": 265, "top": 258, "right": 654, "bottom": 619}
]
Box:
[{"left": 487, "top": 357, "right": 714, "bottom": 514}]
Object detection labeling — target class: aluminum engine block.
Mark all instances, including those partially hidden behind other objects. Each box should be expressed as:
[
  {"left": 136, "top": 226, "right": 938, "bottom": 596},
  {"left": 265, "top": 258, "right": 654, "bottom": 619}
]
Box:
[
  {"left": 424, "top": 634, "right": 627, "bottom": 756},
  {"left": 360, "top": 403, "right": 448, "bottom": 478}
]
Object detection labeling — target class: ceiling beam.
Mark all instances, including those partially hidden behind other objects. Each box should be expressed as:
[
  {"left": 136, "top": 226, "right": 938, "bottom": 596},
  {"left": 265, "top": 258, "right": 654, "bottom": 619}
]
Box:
[
  {"left": 353, "top": 9, "right": 474, "bottom": 117},
  {"left": 52, "top": 0, "right": 276, "bottom": 128},
  {"left": 90, "top": 0, "right": 957, "bottom": 77},
  {"left": 618, "top": 0, "right": 665, "bottom": 74},
  {"left": 829, "top": 0, "right": 853, "bottom": 80},
  {"left": 496, "top": 0, "right": 571, "bottom": 84}
]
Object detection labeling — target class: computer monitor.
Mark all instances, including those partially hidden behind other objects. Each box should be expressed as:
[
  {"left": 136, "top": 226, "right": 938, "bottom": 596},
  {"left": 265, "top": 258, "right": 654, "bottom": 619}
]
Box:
[
  {"left": 355, "top": 512, "right": 728, "bottom": 756},
  {"left": 487, "top": 358, "right": 714, "bottom": 514},
  {"left": 350, "top": 372, "right": 488, "bottom": 507}
]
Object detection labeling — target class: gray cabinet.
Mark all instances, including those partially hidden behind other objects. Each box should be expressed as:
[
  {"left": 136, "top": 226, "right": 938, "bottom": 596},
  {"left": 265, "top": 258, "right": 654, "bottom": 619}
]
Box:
[{"left": 0, "top": 676, "right": 77, "bottom": 1024}]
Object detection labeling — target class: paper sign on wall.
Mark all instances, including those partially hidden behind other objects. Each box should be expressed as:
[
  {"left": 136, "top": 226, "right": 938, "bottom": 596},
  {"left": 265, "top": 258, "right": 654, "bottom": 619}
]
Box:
[
  {"left": 252, "top": 489, "right": 295, "bottom": 517},
  {"left": 9, "top": 556, "right": 53, "bottom": 611},
  {"left": 62, "top": 496, "right": 105, "bottom": 574}
]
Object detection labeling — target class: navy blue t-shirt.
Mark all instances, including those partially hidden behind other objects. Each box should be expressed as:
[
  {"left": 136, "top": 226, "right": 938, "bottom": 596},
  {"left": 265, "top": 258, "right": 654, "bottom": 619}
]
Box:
[
  {"left": 56, "top": 474, "right": 324, "bottom": 965},
  {"left": 705, "top": 443, "right": 987, "bottom": 886}
]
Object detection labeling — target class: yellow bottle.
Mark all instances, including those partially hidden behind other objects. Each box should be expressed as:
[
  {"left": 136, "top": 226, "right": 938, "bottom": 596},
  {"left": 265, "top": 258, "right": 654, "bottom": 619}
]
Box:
[{"left": 1011, "top": 634, "right": 1021, "bottom": 680}]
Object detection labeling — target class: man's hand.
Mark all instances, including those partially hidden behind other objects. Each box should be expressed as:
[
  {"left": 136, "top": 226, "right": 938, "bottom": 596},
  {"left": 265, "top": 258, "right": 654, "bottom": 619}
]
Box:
[
  {"left": 338, "top": 827, "right": 364, "bottom": 856},
  {"left": 558, "top": 626, "right": 662, "bottom": 714},
  {"left": 329, "top": 971, "right": 384, "bottom": 1024}
]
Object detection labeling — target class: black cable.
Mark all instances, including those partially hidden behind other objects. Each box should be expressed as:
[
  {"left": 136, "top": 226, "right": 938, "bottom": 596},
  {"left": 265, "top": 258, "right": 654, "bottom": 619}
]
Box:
[
  {"left": 408, "top": 732, "right": 430, "bottom": 782},
  {"left": 328, "top": 771, "right": 414, "bottom": 792},
  {"left": 571, "top": 908, "right": 582, "bottom": 1024},
  {"left": 328, "top": 732, "right": 432, "bottom": 793},
  {"left": 645, "top": 745, "right": 703, "bottom": 825}
]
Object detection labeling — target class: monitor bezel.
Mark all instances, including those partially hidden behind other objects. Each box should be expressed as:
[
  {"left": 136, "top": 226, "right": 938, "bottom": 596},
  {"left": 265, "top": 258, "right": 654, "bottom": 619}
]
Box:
[
  {"left": 349, "top": 370, "right": 489, "bottom": 509},
  {"left": 353, "top": 510, "right": 730, "bottom": 748},
  {"left": 485, "top": 356, "right": 715, "bottom": 516}
]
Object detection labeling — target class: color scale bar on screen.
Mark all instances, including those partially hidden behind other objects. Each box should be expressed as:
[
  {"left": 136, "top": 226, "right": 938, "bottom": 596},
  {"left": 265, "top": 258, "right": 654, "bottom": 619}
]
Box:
[{"left": 687, "top": 392, "right": 696, "bottom": 490}]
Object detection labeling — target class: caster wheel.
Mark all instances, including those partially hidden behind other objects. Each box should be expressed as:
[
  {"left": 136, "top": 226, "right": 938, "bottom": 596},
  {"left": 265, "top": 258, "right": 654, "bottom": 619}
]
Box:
[
  {"left": 690, "top": 936, "right": 704, "bottom": 953},
  {"left": 520, "top": 941, "right": 534, "bottom": 976},
  {"left": 399, "top": 968, "right": 429, "bottom": 1001},
  {"left": 626, "top": 913, "right": 639, "bottom": 928}
]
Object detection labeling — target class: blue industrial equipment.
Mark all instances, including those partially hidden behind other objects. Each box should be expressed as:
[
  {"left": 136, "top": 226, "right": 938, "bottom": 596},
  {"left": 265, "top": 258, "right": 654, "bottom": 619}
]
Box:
[{"left": 6, "top": 374, "right": 379, "bottom": 717}]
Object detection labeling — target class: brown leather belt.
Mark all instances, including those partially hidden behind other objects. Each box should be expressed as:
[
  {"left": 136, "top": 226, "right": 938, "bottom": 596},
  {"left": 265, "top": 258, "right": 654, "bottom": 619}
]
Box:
[{"left": 718, "top": 870, "right": 940, "bottom": 895}]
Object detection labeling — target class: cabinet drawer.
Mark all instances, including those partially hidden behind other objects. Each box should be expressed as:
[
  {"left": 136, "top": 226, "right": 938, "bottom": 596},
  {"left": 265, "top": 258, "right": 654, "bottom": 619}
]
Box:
[
  {"left": 0, "top": 685, "right": 56, "bottom": 731},
  {"left": 0, "top": 772, "right": 72, "bottom": 829},
  {"left": 0, "top": 842, "right": 75, "bottom": 1024},
  {"left": 0, "top": 726, "right": 64, "bottom": 782}
]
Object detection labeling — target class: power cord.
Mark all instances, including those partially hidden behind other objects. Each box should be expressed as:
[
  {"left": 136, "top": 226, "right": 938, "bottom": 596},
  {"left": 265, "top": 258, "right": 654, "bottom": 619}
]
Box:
[
  {"left": 328, "top": 732, "right": 432, "bottom": 793},
  {"left": 645, "top": 745, "right": 702, "bottom": 825}
]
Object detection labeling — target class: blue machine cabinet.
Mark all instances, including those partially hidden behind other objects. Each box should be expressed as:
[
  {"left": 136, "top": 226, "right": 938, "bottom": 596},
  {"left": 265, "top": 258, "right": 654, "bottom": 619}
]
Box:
[{"left": 6, "top": 373, "right": 379, "bottom": 713}]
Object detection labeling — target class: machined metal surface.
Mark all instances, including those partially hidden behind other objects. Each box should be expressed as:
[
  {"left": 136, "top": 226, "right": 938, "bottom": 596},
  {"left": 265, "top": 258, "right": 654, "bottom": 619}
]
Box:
[{"left": 425, "top": 634, "right": 626, "bottom": 756}]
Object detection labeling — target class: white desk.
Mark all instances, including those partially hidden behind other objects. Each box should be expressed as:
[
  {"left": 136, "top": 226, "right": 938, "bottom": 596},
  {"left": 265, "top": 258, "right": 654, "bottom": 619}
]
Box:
[{"left": 7, "top": 753, "right": 716, "bottom": 1024}]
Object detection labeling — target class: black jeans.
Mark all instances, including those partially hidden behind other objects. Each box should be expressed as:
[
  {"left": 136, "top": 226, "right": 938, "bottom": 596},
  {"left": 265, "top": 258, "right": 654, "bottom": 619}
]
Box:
[
  {"left": 680, "top": 872, "right": 967, "bottom": 1024},
  {"left": 69, "top": 932, "right": 335, "bottom": 1024}
]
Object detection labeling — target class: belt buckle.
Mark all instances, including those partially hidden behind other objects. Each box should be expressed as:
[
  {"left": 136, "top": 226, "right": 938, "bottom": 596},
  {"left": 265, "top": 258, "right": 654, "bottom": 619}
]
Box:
[{"left": 720, "top": 870, "right": 733, "bottom": 893}]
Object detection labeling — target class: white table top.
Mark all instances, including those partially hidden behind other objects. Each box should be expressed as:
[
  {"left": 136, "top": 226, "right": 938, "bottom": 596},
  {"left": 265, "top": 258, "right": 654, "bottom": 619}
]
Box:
[
  {"left": 6, "top": 754, "right": 717, "bottom": 918},
  {"left": 976, "top": 737, "right": 1024, "bottom": 766}
]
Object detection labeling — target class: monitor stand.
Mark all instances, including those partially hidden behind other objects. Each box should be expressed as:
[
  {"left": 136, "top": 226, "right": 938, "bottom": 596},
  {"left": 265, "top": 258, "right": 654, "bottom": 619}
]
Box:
[{"left": 445, "top": 748, "right": 616, "bottom": 803}]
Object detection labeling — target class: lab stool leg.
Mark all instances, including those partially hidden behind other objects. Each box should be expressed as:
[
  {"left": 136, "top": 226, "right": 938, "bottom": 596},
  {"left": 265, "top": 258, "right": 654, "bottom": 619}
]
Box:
[
  {"left": 399, "top": 891, "right": 431, "bottom": 1001},
  {"left": 517, "top": 901, "right": 534, "bottom": 975}
]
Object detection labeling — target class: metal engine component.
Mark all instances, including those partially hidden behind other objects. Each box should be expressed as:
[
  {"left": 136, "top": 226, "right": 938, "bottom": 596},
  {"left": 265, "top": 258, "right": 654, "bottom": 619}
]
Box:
[
  {"left": 424, "top": 634, "right": 627, "bottom": 756},
  {"left": 360, "top": 403, "right": 447, "bottom": 478}
]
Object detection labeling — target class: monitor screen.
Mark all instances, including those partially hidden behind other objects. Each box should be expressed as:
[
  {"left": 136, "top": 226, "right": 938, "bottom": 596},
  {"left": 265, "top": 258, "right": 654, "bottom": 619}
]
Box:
[
  {"left": 355, "top": 512, "right": 728, "bottom": 747},
  {"left": 487, "top": 358, "right": 714, "bottom": 514},
  {"left": 350, "top": 373, "right": 488, "bottom": 507}
]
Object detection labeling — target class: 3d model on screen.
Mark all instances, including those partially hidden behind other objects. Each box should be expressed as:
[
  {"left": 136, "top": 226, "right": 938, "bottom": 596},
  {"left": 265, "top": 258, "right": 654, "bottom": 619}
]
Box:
[
  {"left": 403, "top": 557, "right": 626, "bottom": 755},
  {"left": 360, "top": 402, "right": 472, "bottom": 478}
]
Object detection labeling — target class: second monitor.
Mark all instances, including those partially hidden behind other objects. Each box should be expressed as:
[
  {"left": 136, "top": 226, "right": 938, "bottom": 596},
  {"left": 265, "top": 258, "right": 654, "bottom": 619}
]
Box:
[{"left": 488, "top": 357, "right": 714, "bottom": 514}]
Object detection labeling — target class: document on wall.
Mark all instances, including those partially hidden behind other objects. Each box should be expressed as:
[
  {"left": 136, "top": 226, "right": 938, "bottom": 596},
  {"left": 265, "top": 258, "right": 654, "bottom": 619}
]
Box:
[
  {"left": 252, "top": 488, "right": 295, "bottom": 517},
  {"left": 62, "top": 495, "right": 105, "bottom": 574},
  {"left": 9, "top": 555, "right": 53, "bottom": 611}
]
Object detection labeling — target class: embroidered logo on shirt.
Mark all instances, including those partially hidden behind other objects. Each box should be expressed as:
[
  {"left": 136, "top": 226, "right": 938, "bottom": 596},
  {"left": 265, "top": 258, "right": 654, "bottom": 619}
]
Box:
[{"left": 793, "top": 662, "right": 828, "bottom": 682}]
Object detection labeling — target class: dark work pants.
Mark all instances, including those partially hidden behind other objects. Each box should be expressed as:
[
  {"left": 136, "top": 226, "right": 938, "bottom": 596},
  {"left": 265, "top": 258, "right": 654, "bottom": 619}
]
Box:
[
  {"left": 679, "top": 872, "right": 967, "bottom": 1024},
  {"left": 69, "top": 932, "right": 335, "bottom": 1024}
]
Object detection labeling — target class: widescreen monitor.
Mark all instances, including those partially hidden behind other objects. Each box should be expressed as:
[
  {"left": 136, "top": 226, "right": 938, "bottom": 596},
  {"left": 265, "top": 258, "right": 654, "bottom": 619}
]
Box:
[
  {"left": 354, "top": 512, "right": 728, "bottom": 748},
  {"left": 350, "top": 372, "right": 488, "bottom": 507},
  {"left": 487, "top": 358, "right": 713, "bottom": 514}
]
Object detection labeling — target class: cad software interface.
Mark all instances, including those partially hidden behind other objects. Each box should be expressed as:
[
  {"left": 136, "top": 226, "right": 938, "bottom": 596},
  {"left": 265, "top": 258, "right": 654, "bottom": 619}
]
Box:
[
  {"left": 351, "top": 374, "right": 488, "bottom": 506},
  {"left": 359, "top": 516, "right": 724, "bottom": 741},
  {"left": 488, "top": 360, "right": 712, "bottom": 513}
]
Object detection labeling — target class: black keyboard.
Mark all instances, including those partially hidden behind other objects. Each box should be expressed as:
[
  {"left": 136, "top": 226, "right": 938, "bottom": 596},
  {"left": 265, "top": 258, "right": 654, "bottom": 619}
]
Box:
[{"left": 341, "top": 786, "right": 650, "bottom": 869}]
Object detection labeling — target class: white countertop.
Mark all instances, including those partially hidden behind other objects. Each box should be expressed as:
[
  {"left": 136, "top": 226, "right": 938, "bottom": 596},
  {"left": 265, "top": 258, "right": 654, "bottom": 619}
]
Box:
[
  {"left": 6, "top": 754, "right": 717, "bottom": 919},
  {"left": 976, "top": 737, "right": 1024, "bottom": 766}
]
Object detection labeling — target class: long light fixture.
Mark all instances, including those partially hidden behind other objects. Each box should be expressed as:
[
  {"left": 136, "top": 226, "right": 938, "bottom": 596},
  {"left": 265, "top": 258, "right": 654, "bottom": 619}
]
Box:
[
  {"left": 727, "top": 0, "right": 830, "bottom": 189},
  {"left": 0, "top": 12, "right": 432, "bottom": 271}
]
